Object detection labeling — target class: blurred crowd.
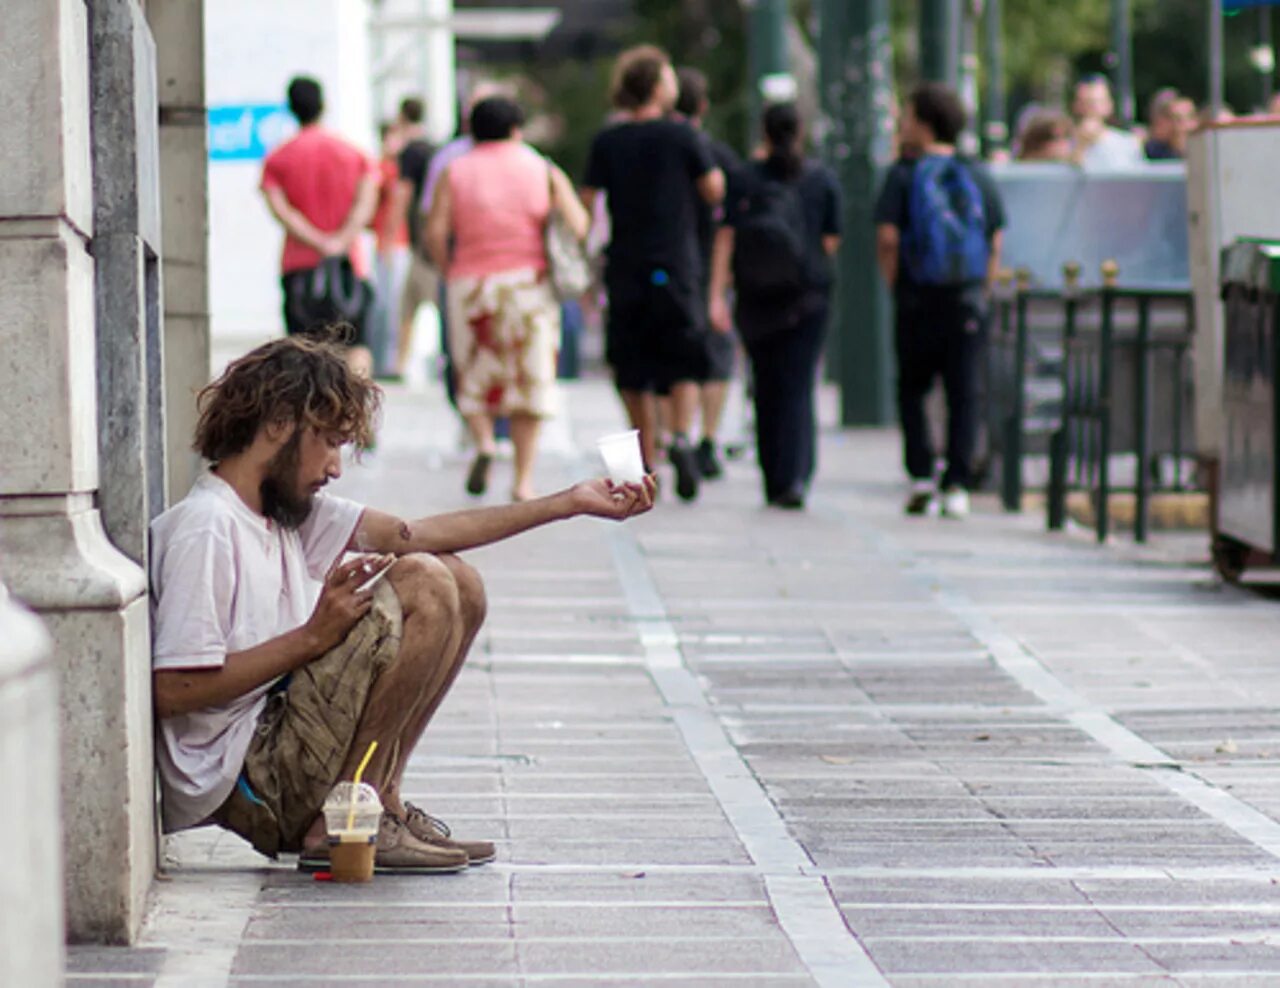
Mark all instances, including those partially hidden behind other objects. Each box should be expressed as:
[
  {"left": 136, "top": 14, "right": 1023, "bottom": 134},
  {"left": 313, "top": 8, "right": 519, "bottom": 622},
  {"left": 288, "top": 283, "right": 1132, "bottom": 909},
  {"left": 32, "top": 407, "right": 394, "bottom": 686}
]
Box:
[{"left": 986, "top": 75, "right": 1271, "bottom": 167}]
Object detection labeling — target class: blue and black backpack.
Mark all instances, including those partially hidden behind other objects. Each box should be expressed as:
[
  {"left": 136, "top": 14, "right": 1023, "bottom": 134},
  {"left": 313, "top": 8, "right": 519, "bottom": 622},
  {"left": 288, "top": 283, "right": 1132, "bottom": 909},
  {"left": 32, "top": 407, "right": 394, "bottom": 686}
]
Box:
[{"left": 903, "top": 155, "right": 989, "bottom": 286}]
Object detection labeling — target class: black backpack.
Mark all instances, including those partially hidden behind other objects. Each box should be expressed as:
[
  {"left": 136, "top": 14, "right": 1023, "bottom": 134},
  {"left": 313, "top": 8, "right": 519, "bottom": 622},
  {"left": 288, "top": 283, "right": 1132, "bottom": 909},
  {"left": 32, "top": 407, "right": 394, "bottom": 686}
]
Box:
[{"left": 731, "top": 165, "right": 809, "bottom": 301}]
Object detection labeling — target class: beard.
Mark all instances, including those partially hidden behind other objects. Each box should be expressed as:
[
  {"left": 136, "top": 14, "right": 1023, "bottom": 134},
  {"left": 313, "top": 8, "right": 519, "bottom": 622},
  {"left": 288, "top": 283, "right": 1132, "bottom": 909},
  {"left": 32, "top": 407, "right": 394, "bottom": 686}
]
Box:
[{"left": 260, "top": 431, "right": 314, "bottom": 530}]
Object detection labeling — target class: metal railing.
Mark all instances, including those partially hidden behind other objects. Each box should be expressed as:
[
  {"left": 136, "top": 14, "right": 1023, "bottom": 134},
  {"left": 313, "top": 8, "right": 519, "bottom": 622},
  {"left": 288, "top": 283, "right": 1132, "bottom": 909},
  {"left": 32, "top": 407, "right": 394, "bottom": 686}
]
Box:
[{"left": 990, "top": 262, "right": 1196, "bottom": 542}]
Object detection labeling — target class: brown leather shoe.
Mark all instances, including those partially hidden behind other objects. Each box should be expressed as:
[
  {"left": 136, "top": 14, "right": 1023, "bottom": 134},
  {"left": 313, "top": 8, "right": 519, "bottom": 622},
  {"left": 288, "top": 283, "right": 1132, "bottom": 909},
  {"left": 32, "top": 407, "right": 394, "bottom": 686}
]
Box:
[
  {"left": 402, "top": 802, "right": 496, "bottom": 865},
  {"left": 295, "top": 813, "right": 468, "bottom": 874},
  {"left": 374, "top": 813, "right": 468, "bottom": 873}
]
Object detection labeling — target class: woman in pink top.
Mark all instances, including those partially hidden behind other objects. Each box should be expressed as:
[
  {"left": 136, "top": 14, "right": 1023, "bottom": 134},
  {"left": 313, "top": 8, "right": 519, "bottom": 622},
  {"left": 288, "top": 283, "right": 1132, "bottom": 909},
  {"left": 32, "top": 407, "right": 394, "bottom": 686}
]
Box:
[{"left": 426, "top": 97, "right": 590, "bottom": 501}]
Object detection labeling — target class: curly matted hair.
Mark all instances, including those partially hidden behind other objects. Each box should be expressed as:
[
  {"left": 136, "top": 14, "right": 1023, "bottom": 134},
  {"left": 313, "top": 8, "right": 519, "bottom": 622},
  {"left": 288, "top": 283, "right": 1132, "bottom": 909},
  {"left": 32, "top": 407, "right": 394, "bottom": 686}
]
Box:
[{"left": 194, "top": 333, "right": 381, "bottom": 462}]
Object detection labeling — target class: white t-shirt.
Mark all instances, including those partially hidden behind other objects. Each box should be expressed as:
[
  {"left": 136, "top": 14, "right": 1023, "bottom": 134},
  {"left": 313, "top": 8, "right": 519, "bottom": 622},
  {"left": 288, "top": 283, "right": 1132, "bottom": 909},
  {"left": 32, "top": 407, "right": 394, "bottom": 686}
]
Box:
[
  {"left": 1080, "top": 127, "right": 1144, "bottom": 170},
  {"left": 149, "top": 472, "right": 363, "bottom": 832}
]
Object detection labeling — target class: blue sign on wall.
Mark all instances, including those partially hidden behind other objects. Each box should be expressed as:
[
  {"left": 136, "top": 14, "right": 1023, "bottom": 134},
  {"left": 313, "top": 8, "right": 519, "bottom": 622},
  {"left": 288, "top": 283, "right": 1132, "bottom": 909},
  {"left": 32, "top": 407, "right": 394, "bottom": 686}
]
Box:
[{"left": 208, "top": 104, "right": 296, "bottom": 162}]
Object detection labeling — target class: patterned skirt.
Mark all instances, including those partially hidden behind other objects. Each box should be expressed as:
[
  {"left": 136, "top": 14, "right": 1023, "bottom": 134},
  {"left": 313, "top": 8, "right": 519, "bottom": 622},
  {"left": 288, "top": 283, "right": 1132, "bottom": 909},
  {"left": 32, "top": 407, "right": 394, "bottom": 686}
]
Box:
[{"left": 446, "top": 268, "right": 560, "bottom": 419}]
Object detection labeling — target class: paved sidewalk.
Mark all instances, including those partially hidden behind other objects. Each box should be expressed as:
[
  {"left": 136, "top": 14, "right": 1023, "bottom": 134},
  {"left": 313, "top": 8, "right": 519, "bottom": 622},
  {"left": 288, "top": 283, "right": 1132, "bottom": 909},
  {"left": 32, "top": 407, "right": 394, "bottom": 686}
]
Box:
[{"left": 70, "top": 373, "right": 1280, "bottom": 986}]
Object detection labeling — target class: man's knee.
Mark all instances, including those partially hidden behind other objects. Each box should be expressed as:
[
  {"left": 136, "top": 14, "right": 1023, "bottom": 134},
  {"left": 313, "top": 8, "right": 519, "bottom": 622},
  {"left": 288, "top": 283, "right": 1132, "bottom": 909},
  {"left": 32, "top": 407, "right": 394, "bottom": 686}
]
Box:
[
  {"left": 388, "top": 553, "right": 461, "bottom": 620},
  {"left": 436, "top": 554, "right": 487, "bottom": 628}
]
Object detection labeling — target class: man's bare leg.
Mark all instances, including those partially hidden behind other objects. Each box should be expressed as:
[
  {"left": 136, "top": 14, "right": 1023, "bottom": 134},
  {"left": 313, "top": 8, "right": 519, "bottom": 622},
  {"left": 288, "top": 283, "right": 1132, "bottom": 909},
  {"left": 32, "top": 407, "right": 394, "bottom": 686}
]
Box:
[
  {"left": 509, "top": 413, "right": 542, "bottom": 502},
  {"left": 700, "top": 380, "right": 728, "bottom": 445},
  {"left": 300, "top": 554, "right": 474, "bottom": 847},
  {"left": 379, "top": 554, "right": 486, "bottom": 813},
  {"left": 618, "top": 387, "right": 657, "bottom": 472},
  {"left": 668, "top": 380, "right": 699, "bottom": 437}
]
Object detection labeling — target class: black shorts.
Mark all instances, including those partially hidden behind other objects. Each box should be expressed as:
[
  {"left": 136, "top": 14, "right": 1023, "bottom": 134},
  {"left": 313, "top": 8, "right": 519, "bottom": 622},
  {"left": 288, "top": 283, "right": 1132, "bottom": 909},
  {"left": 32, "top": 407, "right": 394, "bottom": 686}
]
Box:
[
  {"left": 606, "top": 271, "right": 709, "bottom": 393},
  {"left": 281, "top": 261, "right": 371, "bottom": 347},
  {"left": 702, "top": 327, "right": 736, "bottom": 383}
]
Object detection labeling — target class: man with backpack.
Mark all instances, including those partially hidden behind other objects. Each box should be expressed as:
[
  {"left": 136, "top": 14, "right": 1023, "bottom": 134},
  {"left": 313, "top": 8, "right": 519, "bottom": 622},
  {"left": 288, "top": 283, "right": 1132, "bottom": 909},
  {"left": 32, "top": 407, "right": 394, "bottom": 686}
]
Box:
[
  {"left": 874, "top": 82, "right": 1005, "bottom": 519},
  {"left": 710, "top": 103, "right": 842, "bottom": 510}
]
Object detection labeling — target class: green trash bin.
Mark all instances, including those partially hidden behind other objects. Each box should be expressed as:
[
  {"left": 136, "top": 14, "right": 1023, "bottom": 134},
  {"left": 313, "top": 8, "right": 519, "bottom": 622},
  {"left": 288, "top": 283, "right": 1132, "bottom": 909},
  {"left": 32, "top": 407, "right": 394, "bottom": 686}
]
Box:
[{"left": 1216, "top": 239, "right": 1280, "bottom": 580}]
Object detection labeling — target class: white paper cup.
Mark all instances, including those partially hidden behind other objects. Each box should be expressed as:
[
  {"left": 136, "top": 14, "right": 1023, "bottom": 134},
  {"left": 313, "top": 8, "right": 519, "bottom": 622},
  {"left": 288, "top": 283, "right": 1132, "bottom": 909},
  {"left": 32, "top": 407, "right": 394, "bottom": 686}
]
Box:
[{"left": 596, "top": 429, "right": 646, "bottom": 484}]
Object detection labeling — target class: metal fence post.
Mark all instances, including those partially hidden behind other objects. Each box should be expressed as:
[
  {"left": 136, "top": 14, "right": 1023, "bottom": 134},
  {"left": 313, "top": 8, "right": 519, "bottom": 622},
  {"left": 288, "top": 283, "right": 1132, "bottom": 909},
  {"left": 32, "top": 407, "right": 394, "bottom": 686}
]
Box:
[
  {"left": 1002, "top": 267, "right": 1031, "bottom": 512},
  {"left": 1097, "top": 259, "right": 1119, "bottom": 542},
  {"left": 1134, "top": 295, "right": 1152, "bottom": 542},
  {"left": 1048, "top": 261, "right": 1080, "bottom": 531}
]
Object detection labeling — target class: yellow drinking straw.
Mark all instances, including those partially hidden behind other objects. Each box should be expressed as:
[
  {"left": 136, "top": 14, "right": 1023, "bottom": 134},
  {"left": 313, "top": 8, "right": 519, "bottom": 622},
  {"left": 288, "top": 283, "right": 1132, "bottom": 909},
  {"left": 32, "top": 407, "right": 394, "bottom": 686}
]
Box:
[{"left": 346, "top": 740, "right": 379, "bottom": 832}]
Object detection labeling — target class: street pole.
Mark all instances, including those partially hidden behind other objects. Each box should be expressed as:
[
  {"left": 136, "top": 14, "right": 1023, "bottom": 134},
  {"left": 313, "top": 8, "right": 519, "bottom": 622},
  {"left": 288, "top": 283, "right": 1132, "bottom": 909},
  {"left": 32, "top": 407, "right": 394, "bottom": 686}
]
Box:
[
  {"left": 958, "top": 2, "right": 980, "bottom": 155},
  {"left": 1209, "top": 0, "right": 1224, "bottom": 116},
  {"left": 746, "top": 0, "right": 792, "bottom": 144},
  {"left": 982, "top": 0, "right": 1007, "bottom": 156},
  {"left": 820, "top": 0, "right": 895, "bottom": 426},
  {"left": 1109, "top": 0, "right": 1134, "bottom": 126},
  {"left": 1259, "top": 7, "right": 1274, "bottom": 109},
  {"left": 920, "top": 0, "right": 961, "bottom": 86}
]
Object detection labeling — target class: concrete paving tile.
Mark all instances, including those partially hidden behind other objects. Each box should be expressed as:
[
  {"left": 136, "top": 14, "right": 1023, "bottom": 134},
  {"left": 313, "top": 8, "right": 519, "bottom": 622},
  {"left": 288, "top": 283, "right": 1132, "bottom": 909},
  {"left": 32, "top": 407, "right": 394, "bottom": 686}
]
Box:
[
  {"left": 505, "top": 817, "right": 735, "bottom": 840},
  {"left": 500, "top": 776, "right": 714, "bottom": 795},
  {"left": 243, "top": 907, "right": 512, "bottom": 941},
  {"left": 840, "top": 905, "right": 1118, "bottom": 938},
  {"left": 805, "top": 843, "right": 1045, "bottom": 868},
  {"left": 256, "top": 870, "right": 512, "bottom": 904},
  {"left": 1072, "top": 879, "right": 1280, "bottom": 906},
  {"left": 502, "top": 838, "right": 751, "bottom": 866},
  {"left": 1037, "top": 844, "right": 1274, "bottom": 866},
  {"left": 890, "top": 979, "right": 1178, "bottom": 988},
  {"left": 66, "top": 946, "right": 166, "bottom": 975},
  {"left": 525, "top": 979, "right": 812, "bottom": 987},
  {"left": 979, "top": 797, "right": 1211, "bottom": 821},
  {"left": 230, "top": 942, "right": 520, "bottom": 977},
  {"left": 230, "top": 980, "right": 519, "bottom": 988},
  {"left": 830, "top": 876, "right": 1092, "bottom": 906},
  {"left": 1099, "top": 908, "right": 1280, "bottom": 937},
  {"left": 511, "top": 904, "right": 780, "bottom": 938},
  {"left": 863, "top": 939, "right": 1164, "bottom": 975},
  {"left": 515, "top": 937, "right": 807, "bottom": 975},
  {"left": 511, "top": 872, "right": 768, "bottom": 903},
  {"left": 791, "top": 821, "right": 1024, "bottom": 843},
  {"left": 777, "top": 796, "right": 998, "bottom": 821},
  {"left": 1008, "top": 821, "right": 1249, "bottom": 845},
  {"left": 1142, "top": 942, "right": 1280, "bottom": 973}
]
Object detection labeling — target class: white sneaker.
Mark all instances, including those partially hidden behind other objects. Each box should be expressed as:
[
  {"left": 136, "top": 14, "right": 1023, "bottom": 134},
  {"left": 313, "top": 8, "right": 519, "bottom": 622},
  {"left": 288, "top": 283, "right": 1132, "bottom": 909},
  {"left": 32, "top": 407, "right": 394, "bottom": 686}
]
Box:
[
  {"left": 940, "top": 488, "right": 970, "bottom": 519},
  {"left": 904, "top": 480, "right": 937, "bottom": 516}
]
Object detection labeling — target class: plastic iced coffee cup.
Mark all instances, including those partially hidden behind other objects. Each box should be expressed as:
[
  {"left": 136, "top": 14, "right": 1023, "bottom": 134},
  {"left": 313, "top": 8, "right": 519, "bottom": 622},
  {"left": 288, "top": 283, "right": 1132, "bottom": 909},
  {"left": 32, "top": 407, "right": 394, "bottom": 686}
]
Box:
[
  {"left": 328, "top": 831, "right": 376, "bottom": 882},
  {"left": 596, "top": 429, "right": 645, "bottom": 484},
  {"left": 322, "top": 781, "right": 383, "bottom": 883}
]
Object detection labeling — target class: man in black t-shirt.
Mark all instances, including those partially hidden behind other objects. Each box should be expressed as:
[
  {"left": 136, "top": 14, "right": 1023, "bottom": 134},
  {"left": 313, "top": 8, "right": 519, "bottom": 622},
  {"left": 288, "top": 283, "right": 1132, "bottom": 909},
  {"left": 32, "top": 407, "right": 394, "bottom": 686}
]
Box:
[
  {"left": 388, "top": 97, "right": 437, "bottom": 378},
  {"left": 582, "top": 45, "right": 725, "bottom": 503},
  {"left": 675, "top": 66, "right": 741, "bottom": 482},
  {"left": 874, "top": 82, "right": 1005, "bottom": 520}
]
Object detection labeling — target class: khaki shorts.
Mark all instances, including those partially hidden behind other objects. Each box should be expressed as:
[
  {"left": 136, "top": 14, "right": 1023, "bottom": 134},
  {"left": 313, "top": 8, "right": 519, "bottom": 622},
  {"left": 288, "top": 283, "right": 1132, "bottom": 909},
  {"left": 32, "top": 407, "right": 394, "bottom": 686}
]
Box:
[
  {"left": 213, "top": 580, "right": 403, "bottom": 856},
  {"left": 400, "top": 252, "right": 440, "bottom": 320}
]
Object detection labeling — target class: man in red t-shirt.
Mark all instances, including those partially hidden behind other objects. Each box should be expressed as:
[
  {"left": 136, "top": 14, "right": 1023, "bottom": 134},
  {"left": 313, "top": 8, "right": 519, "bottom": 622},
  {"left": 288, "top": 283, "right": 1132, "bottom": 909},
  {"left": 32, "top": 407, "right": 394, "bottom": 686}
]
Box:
[{"left": 261, "top": 77, "right": 380, "bottom": 374}]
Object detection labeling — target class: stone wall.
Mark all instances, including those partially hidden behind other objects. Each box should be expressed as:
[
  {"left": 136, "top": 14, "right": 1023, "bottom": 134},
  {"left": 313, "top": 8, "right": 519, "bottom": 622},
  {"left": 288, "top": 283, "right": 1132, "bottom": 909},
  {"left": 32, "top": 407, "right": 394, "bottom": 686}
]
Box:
[
  {"left": 0, "top": 0, "right": 154, "bottom": 944},
  {"left": 0, "top": 585, "right": 62, "bottom": 986}
]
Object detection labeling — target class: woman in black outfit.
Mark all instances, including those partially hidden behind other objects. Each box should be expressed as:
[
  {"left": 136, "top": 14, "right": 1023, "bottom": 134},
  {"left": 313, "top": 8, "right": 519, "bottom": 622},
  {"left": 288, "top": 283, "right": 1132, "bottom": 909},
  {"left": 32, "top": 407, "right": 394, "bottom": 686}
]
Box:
[{"left": 709, "top": 103, "right": 842, "bottom": 509}]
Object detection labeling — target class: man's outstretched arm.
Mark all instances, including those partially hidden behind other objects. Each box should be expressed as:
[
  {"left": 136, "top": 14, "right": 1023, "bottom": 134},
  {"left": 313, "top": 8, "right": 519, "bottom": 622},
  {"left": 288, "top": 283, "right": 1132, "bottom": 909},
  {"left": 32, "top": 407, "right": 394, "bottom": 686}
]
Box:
[{"left": 349, "top": 478, "right": 655, "bottom": 556}]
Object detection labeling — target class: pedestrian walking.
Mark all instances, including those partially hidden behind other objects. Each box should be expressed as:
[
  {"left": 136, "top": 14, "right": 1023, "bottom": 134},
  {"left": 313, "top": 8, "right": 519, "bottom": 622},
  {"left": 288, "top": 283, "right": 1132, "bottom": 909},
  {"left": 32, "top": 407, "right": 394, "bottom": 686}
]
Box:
[
  {"left": 413, "top": 81, "right": 512, "bottom": 394},
  {"left": 260, "top": 77, "right": 380, "bottom": 375},
  {"left": 874, "top": 82, "right": 1006, "bottom": 519},
  {"left": 582, "top": 45, "right": 726, "bottom": 502},
  {"left": 370, "top": 120, "right": 411, "bottom": 378},
  {"left": 709, "top": 103, "right": 841, "bottom": 511},
  {"left": 425, "top": 97, "right": 590, "bottom": 502},
  {"left": 387, "top": 98, "right": 437, "bottom": 380},
  {"left": 676, "top": 66, "right": 741, "bottom": 482}
]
